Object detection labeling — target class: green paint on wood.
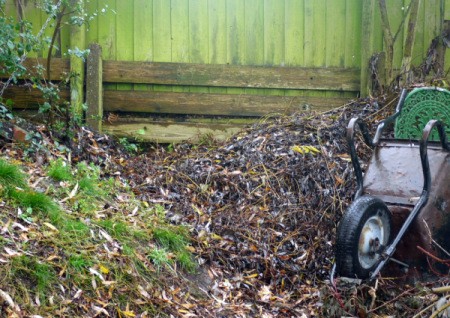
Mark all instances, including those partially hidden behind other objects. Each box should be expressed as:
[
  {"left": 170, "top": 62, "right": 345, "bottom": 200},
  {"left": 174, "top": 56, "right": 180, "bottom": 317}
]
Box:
[
  {"left": 345, "top": 0, "right": 362, "bottom": 68},
  {"left": 326, "top": 0, "right": 346, "bottom": 67},
  {"left": 264, "top": 0, "right": 285, "bottom": 97},
  {"left": 285, "top": 0, "right": 305, "bottom": 67},
  {"left": 153, "top": 0, "right": 172, "bottom": 92},
  {"left": 189, "top": 0, "right": 209, "bottom": 94},
  {"left": 208, "top": 0, "right": 227, "bottom": 95},
  {"left": 85, "top": 0, "right": 98, "bottom": 47},
  {"left": 116, "top": 0, "right": 133, "bottom": 91},
  {"left": 171, "top": 0, "right": 190, "bottom": 93},
  {"left": 225, "top": 0, "right": 245, "bottom": 96},
  {"left": 244, "top": 0, "right": 264, "bottom": 96},
  {"left": 98, "top": 0, "right": 116, "bottom": 91},
  {"left": 133, "top": 0, "right": 153, "bottom": 91}
]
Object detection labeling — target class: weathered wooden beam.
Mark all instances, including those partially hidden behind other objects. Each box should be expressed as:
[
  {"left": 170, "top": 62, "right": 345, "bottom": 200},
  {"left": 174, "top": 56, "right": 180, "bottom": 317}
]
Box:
[
  {"left": 102, "top": 61, "right": 360, "bottom": 91},
  {"left": 3, "top": 86, "right": 70, "bottom": 109},
  {"left": 103, "top": 90, "right": 352, "bottom": 117},
  {"left": 86, "top": 43, "right": 103, "bottom": 131},
  {"left": 103, "top": 118, "right": 246, "bottom": 143},
  {"left": 9, "top": 58, "right": 70, "bottom": 81}
]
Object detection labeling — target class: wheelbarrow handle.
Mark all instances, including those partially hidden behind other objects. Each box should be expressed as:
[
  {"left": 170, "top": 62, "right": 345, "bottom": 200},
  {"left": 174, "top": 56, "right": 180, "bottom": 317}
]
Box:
[
  {"left": 370, "top": 119, "right": 449, "bottom": 280},
  {"left": 346, "top": 89, "right": 408, "bottom": 199}
]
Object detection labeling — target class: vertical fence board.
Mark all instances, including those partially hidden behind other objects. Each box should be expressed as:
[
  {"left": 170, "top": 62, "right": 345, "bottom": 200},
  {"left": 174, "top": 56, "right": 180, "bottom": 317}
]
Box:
[
  {"left": 264, "top": 0, "right": 285, "bottom": 97},
  {"left": 133, "top": 0, "right": 153, "bottom": 91},
  {"left": 116, "top": 1, "right": 133, "bottom": 91},
  {"left": 285, "top": 0, "right": 304, "bottom": 67},
  {"left": 171, "top": 0, "right": 190, "bottom": 93},
  {"left": 189, "top": 0, "right": 210, "bottom": 94},
  {"left": 412, "top": 0, "right": 425, "bottom": 64},
  {"left": 98, "top": 0, "right": 116, "bottom": 91},
  {"left": 208, "top": 0, "right": 228, "bottom": 94},
  {"left": 345, "top": 0, "right": 362, "bottom": 68},
  {"left": 23, "top": 2, "right": 42, "bottom": 58},
  {"left": 244, "top": 0, "right": 264, "bottom": 95},
  {"left": 226, "top": 0, "right": 245, "bottom": 96},
  {"left": 423, "top": 0, "right": 441, "bottom": 53},
  {"left": 387, "top": 1, "right": 405, "bottom": 67},
  {"left": 360, "top": 0, "right": 376, "bottom": 95},
  {"left": 153, "top": 0, "right": 172, "bottom": 92},
  {"left": 85, "top": 1, "right": 98, "bottom": 48},
  {"left": 326, "top": 0, "right": 346, "bottom": 67},
  {"left": 284, "top": 0, "right": 305, "bottom": 100}
]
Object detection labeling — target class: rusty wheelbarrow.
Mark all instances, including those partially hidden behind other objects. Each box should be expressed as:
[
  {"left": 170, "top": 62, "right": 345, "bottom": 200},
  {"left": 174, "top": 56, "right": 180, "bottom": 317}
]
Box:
[{"left": 333, "top": 88, "right": 450, "bottom": 280}]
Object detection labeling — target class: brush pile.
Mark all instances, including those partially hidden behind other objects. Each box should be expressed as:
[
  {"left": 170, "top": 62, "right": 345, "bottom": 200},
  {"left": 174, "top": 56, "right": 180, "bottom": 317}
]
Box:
[{"left": 121, "top": 97, "right": 404, "bottom": 316}]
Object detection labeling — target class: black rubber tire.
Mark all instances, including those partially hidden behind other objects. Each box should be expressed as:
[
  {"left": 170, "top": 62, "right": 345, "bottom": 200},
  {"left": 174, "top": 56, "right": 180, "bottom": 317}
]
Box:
[{"left": 335, "top": 195, "right": 392, "bottom": 279}]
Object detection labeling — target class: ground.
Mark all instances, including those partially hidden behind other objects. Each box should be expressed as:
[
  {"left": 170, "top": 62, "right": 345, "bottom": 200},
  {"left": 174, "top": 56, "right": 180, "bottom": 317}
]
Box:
[{"left": 0, "top": 92, "right": 449, "bottom": 317}]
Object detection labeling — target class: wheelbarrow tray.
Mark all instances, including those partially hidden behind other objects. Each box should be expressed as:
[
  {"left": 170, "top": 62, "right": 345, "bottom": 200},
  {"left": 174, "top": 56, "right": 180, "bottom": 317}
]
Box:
[
  {"left": 363, "top": 140, "right": 449, "bottom": 206},
  {"left": 362, "top": 140, "right": 450, "bottom": 267}
]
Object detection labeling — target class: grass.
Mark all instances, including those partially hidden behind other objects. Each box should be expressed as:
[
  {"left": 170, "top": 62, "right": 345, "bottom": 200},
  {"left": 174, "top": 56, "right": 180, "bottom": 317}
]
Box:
[
  {"left": 0, "top": 157, "right": 198, "bottom": 316},
  {"left": 47, "top": 158, "right": 73, "bottom": 181},
  {"left": 11, "top": 256, "right": 57, "bottom": 296},
  {"left": 0, "top": 158, "right": 28, "bottom": 188},
  {"left": 148, "top": 247, "right": 172, "bottom": 271}
]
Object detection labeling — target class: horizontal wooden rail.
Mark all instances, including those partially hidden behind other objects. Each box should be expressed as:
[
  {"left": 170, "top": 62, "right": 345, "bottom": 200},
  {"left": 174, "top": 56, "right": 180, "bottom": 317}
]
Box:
[
  {"left": 103, "top": 90, "right": 350, "bottom": 117},
  {"left": 4, "top": 86, "right": 70, "bottom": 109},
  {"left": 0, "top": 58, "right": 71, "bottom": 82},
  {"left": 103, "top": 60, "right": 360, "bottom": 91}
]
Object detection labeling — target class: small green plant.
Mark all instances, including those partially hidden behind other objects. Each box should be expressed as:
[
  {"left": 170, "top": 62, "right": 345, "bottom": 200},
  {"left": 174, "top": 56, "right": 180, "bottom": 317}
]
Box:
[
  {"left": 176, "top": 250, "right": 196, "bottom": 272},
  {"left": 62, "top": 220, "right": 90, "bottom": 239},
  {"left": 12, "top": 256, "right": 56, "bottom": 296},
  {"left": 119, "top": 137, "right": 139, "bottom": 153},
  {"left": 6, "top": 188, "right": 60, "bottom": 222},
  {"left": 148, "top": 247, "right": 172, "bottom": 271},
  {"left": 18, "top": 207, "right": 33, "bottom": 223},
  {"left": 97, "top": 220, "right": 130, "bottom": 241},
  {"left": 153, "top": 227, "right": 188, "bottom": 252},
  {"left": 0, "top": 159, "right": 28, "bottom": 188},
  {"left": 68, "top": 254, "right": 92, "bottom": 273},
  {"left": 48, "top": 158, "right": 73, "bottom": 181}
]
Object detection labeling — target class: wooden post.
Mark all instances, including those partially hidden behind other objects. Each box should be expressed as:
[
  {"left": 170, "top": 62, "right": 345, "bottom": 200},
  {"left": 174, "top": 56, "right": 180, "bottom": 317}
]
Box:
[
  {"left": 86, "top": 43, "right": 103, "bottom": 131},
  {"left": 360, "top": 0, "right": 376, "bottom": 97},
  {"left": 69, "top": 0, "right": 86, "bottom": 117}
]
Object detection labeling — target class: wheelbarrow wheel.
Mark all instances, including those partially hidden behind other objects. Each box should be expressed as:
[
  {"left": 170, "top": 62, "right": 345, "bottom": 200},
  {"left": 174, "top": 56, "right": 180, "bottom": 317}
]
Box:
[{"left": 335, "top": 195, "right": 392, "bottom": 279}]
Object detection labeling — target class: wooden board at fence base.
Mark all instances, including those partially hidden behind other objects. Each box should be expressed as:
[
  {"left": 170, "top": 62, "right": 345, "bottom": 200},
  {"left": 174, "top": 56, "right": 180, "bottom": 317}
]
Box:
[
  {"left": 103, "top": 90, "right": 352, "bottom": 116},
  {"left": 103, "top": 118, "right": 247, "bottom": 143},
  {"left": 102, "top": 61, "right": 360, "bottom": 91},
  {"left": 3, "top": 86, "right": 70, "bottom": 109}
]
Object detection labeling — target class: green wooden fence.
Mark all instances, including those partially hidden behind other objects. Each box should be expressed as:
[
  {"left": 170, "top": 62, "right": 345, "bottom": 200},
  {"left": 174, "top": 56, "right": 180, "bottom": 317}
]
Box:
[{"left": 3, "top": 0, "right": 450, "bottom": 142}]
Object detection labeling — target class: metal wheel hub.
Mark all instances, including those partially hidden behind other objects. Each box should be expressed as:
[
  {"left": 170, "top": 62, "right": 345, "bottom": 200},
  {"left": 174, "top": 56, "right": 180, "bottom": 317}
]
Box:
[{"left": 358, "top": 211, "right": 388, "bottom": 269}]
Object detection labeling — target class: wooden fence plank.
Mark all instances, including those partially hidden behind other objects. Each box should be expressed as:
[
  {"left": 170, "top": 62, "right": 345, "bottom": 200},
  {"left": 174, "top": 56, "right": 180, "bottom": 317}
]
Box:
[
  {"left": 171, "top": 0, "right": 190, "bottom": 94},
  {"left": 116, "top": 0, "right": 134, "bottom": 92},
  {"left": 18, "top": 58, "right": 70, "bottom": 81},
  {"left": 208, "top": 0, "right": 227, "bottom": 95},
  {"left": 103, "top": 120, "right": 244, "bottom": 143},
  {"left": 189, "top": 0, "right": 209, "bottom": 94},
  {"left": 86, "top": 43, "right": 103, "bottom": 131},
  {"left": 345, "top": 0, "right": 362, "bottom": 68},
  {"left": 103, "top": 90, "right": 351, "bottom": 117},
  {"left": 102, "top": 61, "right": 360, "bottom": 91},
  {"left": 264, "top": 0, "right": 285, "bottom": 97},
  {"left": 4, "top": 86, "right": 70, "bottom": 109},
  {"left": 226, "top": 0, "right": 245, "bottom": 96},
  {"left": 153, "top": 0, "right": 172, "bottom": 93},
  {"left": 285, "top": 0, "right": 304, "bottom": 67},
  {"left": 133, "top": 0, "right": 153, "bottom": 92}
]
